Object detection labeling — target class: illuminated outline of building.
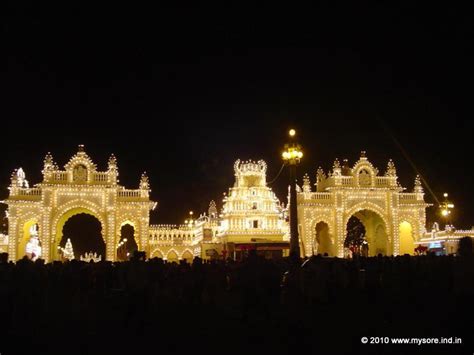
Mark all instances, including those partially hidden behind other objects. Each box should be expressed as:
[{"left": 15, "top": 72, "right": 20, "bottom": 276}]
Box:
[
  {"left": 4, "top": 145, "right": 155, "bottom": 262},
  {"left": 298, "top": 152, "right": 429, "bottom": 257},
  {"left": 3, "top": 148, "right": 473, "bottom": 261}
]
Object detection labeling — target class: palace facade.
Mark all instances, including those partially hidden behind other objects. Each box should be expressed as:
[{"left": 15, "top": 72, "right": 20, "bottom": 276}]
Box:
[
  {"left": 4, "top": 146, "right": 155, "bottom": 262},
  {"left": 4, "top": 147, "right": 471, "bottom": 262},
  {"left": 298, "top": 152, "right": 429, "bottom": 258}
]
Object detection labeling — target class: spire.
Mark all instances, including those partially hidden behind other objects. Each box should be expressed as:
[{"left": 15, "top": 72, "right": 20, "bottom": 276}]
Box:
[
  {"left": 360, "top": 151, "right": 367, "bottom": 159},
  {"left": 42, "top": 152, "right": 56, "bottom": 178},
  {"left": 414, "top": 175, "right": 423, "bottom": 193},
  {"left": 303, "top": 173, "right": 311, "bottom": 193},
  {"left": 140, "top": 172, "right": 150, "bottom": 190},
  {"left": 44, "top": 152, "right": 54, "bottom": 168},
  {"left": 332, "top": 158, "right": 341, "bottom": 176},
  {"left": 385, "top": 159, "right": 397, "bottom": 177},
  {"left": 316, "top": 167, "right": 326, "bottom": 182},
  {"left": 78, "top": 144, "right": 85, "bottom": 153},
  {"left": 108, "top": 154, "right": 117, "bottom": 170},
  {"left": 106, "top": 154, "right": 118, "bottom": 184},
  {"left": 208, "top": 200, "right": 218, "bottom": 219}
]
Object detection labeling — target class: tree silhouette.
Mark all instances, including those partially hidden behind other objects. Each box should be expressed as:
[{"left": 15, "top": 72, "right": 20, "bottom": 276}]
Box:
[{"left": 344, "top": 216, "right": 366, "bottom": 251}]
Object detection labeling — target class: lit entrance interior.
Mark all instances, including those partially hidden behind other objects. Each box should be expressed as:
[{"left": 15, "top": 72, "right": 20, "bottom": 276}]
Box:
[
  {"left": 345, "top": 210, "right": 389, "bottom": 256},
  {"left": 59, "top": 213, "right": 105, "bottom": 260}
]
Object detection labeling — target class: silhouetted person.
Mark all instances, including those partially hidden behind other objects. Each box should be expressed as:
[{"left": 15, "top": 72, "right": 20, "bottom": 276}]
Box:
[{"left": 458, "top": 236, "right": 473, "bottom": 257}]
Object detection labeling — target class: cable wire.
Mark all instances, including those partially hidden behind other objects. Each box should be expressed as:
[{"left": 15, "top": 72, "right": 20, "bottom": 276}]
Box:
[{"left": 268, "top": 163, "right": 286, "bottom": 185}]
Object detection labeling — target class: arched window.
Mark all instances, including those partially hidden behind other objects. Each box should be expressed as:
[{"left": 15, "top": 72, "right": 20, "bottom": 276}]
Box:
[{"left": 358, "top": 169, "right": 371, "bottom": 186}]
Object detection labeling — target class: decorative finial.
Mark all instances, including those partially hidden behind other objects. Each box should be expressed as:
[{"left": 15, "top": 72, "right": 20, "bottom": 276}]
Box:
[
  {"left": 140, "top": 172, "right": 150, "bottom": 190},
  {"left": 414, "top": 175, "right": 423, "bottom": 193},
  {"left": 209, "top": 200, "right": 218, "bottom": 218},
  {"left": 78, "top": 144, "right": 85, "bottom": 152},
  {"left": 303, "top": 173, "right": 311, "bottom": 193},
  {"left": 316, "top": 167, "right": 326, "bottom": 182},
  {"left": 44, "top": 152, "right": 54, "bottom": 165},
  {"left": 332, "top": 158, "right": 341, "bottom": 176},
  {"left": 385, "top": 159, "right": 397, "bottom": 177},
  {"left": 361, "top": 151, "right": 367, "bottom": 158},
  {"left": 108, "top": 154, "right": 117, "bottom": 169}
]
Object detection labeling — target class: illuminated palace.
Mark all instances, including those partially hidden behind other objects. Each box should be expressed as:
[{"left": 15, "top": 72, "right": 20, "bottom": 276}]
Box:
[
  {"left": 3, "top": 147, "right": 471, "bottom": 262},
  {"left": 148, "top": 160, "right": 289, "bottom": 261},
  {"left": 298, "top": 152, "right": 429, "bottom": 258},
  {"left": 4, "top": 146, "right": 155, "bottom": 262}
]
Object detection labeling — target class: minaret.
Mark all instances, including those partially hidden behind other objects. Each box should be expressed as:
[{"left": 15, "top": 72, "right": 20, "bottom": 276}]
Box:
[
  {"left": 107, "top": 154, "right": 118, "bottom": 184},
  {"left": 139, "top": 172, "right": 150, "bottom": 197},
  {"left": 208, "top": 200, "right": 218, "bottom": 219}
]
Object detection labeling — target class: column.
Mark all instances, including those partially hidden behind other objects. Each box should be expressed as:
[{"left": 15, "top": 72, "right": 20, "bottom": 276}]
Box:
[
  {"left": 106, "top": 212, "right": 115, "bottom": 261},
  {"left": 8, "top": 217, "right": 17, "bottom": 262}
]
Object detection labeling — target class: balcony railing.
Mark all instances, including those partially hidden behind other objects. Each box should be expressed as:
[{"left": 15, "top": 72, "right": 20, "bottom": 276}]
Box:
[
  {"left": 93, "top": 172, "right": 109, "bottom": 182},
  {"left": 16, "top": 188, "right": 42, "bottom": 196},
  {"left": 399, "top": 193, "right": 418, "bottom": 201},
  {"left": 53, "top": 172, "right": 68, "bottom": 181},
  {"left": 118, "top": 190, "right": 141, "bottom": 198}
]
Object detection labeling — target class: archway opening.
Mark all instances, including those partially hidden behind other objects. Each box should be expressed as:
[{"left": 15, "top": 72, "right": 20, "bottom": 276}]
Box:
[
  {"left": 167, "top": 250, "right": 179, "bottom": 263},
  {"left": 151, "top": 249, "right": 164, "bottom": 259},
  {"left": 59, "top": 213, "right": 104, "bottom": 260},
  {"left": 344, "top": 216, "right": 367, "bottom": 257},
  {"left": 118, "top": 223, "right": 138, "bottom": 261},
  {"left": 399, "top": 221, "right": 415, "bottom": 255},
  {"left": 346, "top": 210, "right": 389, "bottom": 257},
  {"left": 182, "top": 250, "right": 194, "bottom": 263},
  {"left": 314, "top": 222, "right": 334, "bottom": 256}
]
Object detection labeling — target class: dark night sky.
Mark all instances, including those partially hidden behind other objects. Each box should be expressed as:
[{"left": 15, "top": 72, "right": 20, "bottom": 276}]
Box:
[{"left": 1, "top": 3, "right": 473, "bottom": 227}]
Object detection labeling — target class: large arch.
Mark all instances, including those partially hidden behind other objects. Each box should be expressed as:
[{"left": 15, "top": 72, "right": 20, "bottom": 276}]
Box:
[
  {"left": 5, "top": 147, "right": 155, "bottom": 263},
  {"left": 166, "top": 249, "right": 179, "bottom": 263},
  {"left": 345, "top": 205, "right": 390, "bottom": 256},
  {"left": 53, "top": 206, "right": 105, "bottom": 260},
  {"left": 181, "top": 249, "right": 194, "bottom": 263},
  {"left": 60, "top": 213, "right": 104, "bottom": 260},
  {"left": 150, "top": 248, "right": 164, "bottom": 259},
  {"left": 399, "top": 221, "right": 415, "bottom": 255}
]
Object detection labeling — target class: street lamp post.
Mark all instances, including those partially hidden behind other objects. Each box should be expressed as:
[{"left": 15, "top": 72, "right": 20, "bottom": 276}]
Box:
[
  {"left": 440, "top": 193, "right": 455, "bottom": 255},
  {"left": 282, "top": 129, "right": 303, "bottom": 262},
  {"left": 440, "top": 192, "right": 455, "bottom": 228}
]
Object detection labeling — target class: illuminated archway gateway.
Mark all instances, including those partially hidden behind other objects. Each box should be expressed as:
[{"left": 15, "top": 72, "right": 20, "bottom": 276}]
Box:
[
  {"left": 298, "top": 152, "right": 430, "bottom": 257},
  {"left": 5, "top": 146, "right": 156, "bottom": 262}
]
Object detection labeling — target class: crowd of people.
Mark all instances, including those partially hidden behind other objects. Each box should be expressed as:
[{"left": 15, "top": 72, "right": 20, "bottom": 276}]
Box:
[{"left": 0, "top": 238, "right": 473, "bottom": 354}]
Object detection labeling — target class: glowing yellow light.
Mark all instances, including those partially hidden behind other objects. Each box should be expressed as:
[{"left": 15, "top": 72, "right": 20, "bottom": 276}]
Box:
[
  {"left": 441, "top": 209, "right": 449, "bottom": 216},
  {"left": 444, "top": 193, "right": 448, "bottom": 198},
  {"left": 289, "top": 129, "right": 296, "bottom": 137}
]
